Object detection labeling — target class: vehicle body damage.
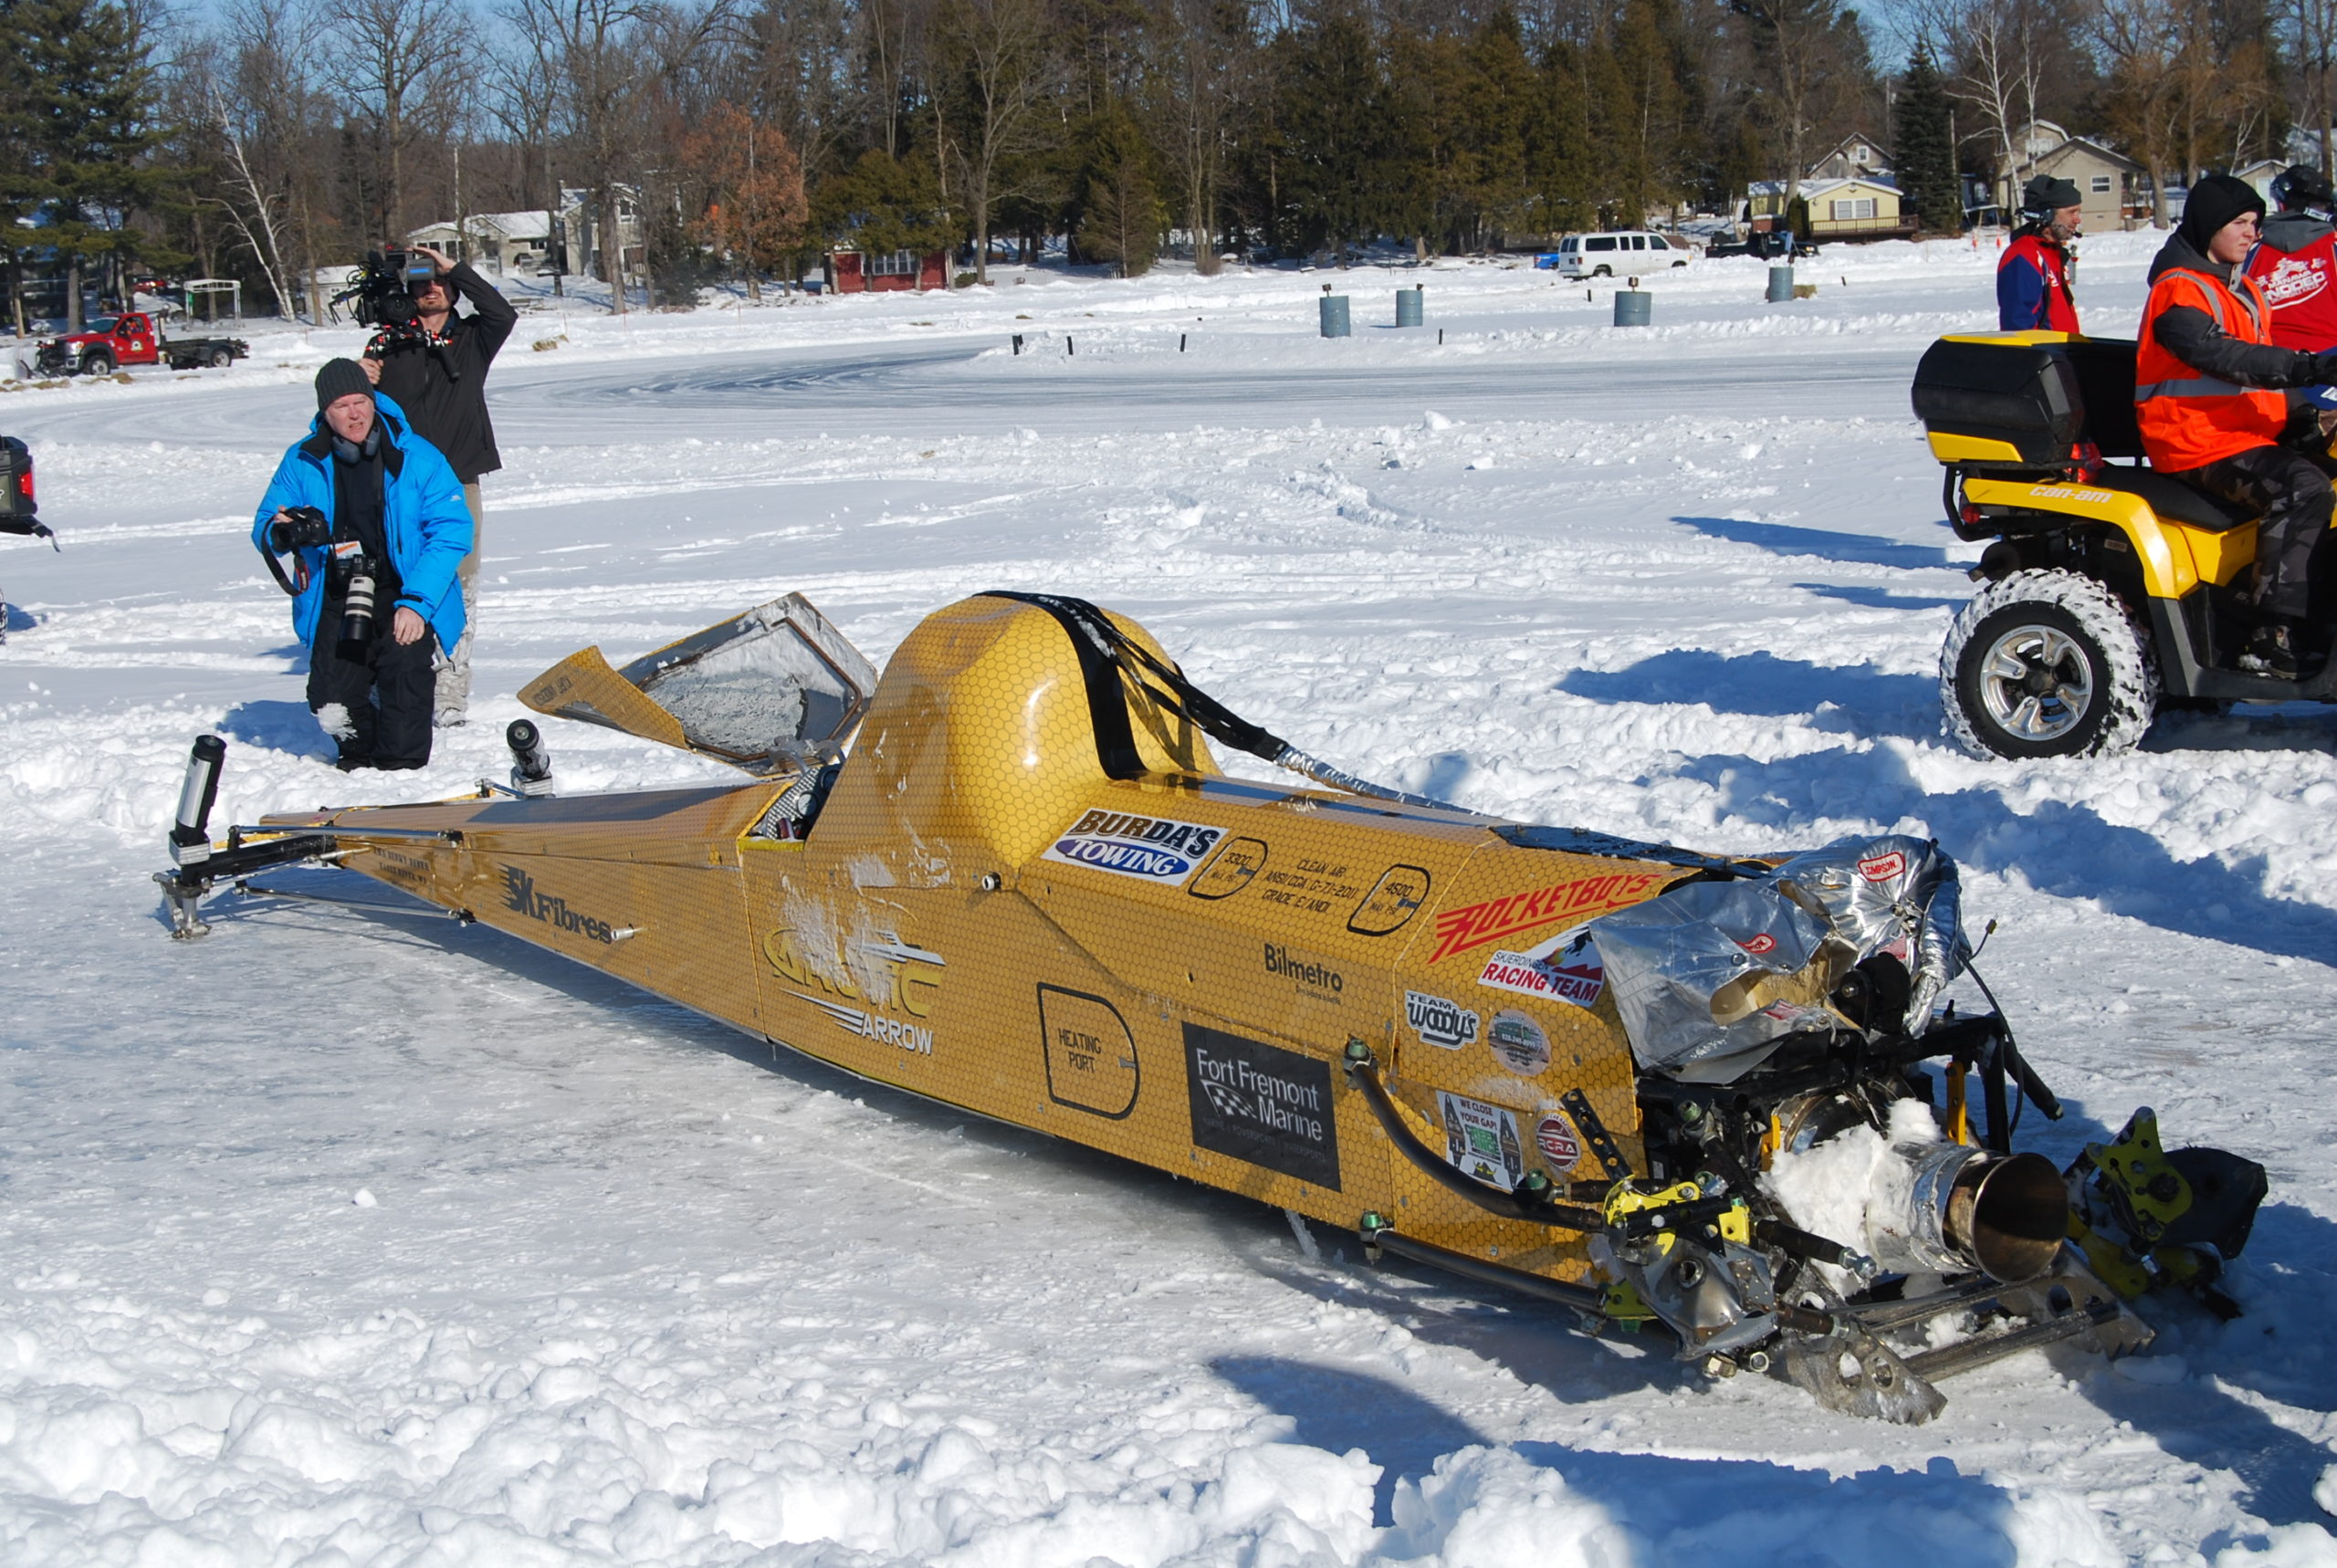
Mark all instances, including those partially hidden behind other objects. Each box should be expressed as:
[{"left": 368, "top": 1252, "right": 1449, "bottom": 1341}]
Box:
[{"left": 154, "top": 592, "right": 2267, "bottom": 1422}]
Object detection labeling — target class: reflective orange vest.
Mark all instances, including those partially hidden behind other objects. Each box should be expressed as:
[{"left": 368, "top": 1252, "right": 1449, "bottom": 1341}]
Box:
[{"left": 2136, "top": 267, "right": 2290, "bottom": 472}]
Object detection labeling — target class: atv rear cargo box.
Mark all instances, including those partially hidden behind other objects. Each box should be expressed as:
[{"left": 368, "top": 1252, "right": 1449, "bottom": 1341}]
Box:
[{"left": 1912, "top": 336, "right": 2143, "bottom": 464}]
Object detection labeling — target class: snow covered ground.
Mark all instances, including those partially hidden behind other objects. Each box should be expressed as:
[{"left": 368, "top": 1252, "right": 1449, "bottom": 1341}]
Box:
[{"left": 5, "top": 232, "right": 2337, "bottom": 1565}]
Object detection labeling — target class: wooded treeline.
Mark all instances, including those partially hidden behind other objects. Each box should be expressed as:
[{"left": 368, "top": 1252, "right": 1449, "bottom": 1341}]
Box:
[{"left": 0, "top": 0, "right": 2323, "bottom": 323}]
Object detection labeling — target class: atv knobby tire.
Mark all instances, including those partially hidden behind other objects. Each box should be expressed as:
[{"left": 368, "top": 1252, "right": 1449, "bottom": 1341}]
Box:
[{"left": 1942, "top": 570, "right": 2157, "bottom": 759}]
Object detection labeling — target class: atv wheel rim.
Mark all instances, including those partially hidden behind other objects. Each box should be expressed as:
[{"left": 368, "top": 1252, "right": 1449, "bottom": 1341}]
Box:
[{"left": 1977, "top": 624, "right": 2093, "bottom": 741}]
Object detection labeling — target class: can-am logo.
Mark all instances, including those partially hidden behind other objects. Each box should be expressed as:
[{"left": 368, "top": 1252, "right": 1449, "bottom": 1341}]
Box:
[
  {"left": 501, "top": 865, "right": 613, "bottom": 943},
  {"left": 1857, "top": 850, "right": 1906, "bottom": 883},
  {"left": 1404, "top": 990, "right": 1480, "bottom": 1050},
  {"left": 1042, "top": 810, "right": 1224, "bottom": 883}
]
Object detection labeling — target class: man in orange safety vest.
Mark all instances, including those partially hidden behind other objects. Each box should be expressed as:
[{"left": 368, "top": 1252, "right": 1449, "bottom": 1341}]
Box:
[{"left": 2138, "top": 172, "right": 2337, "bottom": 677}]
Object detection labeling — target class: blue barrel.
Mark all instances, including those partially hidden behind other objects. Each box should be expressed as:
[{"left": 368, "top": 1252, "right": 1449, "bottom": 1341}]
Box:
[
  {"left": 1395, "top": 287, "right": 1423, "bottom": 328},
  {"left": 1766, "top": 265, "right": 1796, "bottom": 303},
  {"left": 1319, "top": 295, "right": 1351, "bottom": 338},
  {"left": 1613, "top": 290, "right": 1651, "bottom": 327}
]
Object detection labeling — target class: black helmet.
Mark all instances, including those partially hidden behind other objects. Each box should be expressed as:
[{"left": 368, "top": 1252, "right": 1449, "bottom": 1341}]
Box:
[
  {"left": 2271, "top": 163, "right": 2334, "bottom": 214},
  {"left": 2019, "top": 174, "right": 2082, "bottom": 215}
]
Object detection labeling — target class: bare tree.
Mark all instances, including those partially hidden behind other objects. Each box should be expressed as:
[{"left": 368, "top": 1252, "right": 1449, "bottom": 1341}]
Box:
[
  {"left": 521, "top": 0, "right": 651, "bottom": 310},
  {"left": 1725, "top": 0, "right": 1855, "bottom": 217},
  {"left": 1927, "top": 0, "right": 2042, "bottom": 214},
  {"left": 325, "top": 0, "right": 472, "bottom": 240},
  {"left": 1146, "top": 0, "right": 1254, "bottom": 274},
  {"left": 2291, "top": 0, "right": 2337, "bottom": 172},
  {"left": 930, "top": 0, "right": 1053, "bottom": 283}
]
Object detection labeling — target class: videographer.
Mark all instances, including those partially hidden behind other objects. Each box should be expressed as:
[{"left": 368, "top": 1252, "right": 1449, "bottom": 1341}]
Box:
[
  {"left": 254, "top": 360, "right": 472, "bottom": 770},
  {"left": 359, "top": 242, "right": 516, "bottom": 727}
]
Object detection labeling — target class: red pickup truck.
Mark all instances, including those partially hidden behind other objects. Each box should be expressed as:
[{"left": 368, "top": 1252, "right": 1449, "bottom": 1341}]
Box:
[{"left": 32, "top": 312, "right": 249, "bottom": 376}]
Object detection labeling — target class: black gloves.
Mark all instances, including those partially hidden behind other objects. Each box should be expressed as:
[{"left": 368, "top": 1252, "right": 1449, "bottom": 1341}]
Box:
[
  {"left": 2311, "top": 350, "right": 2337, "bottom": 385},
  {"left": 267, "top": 506, "right": 330, "bottom": 553}
]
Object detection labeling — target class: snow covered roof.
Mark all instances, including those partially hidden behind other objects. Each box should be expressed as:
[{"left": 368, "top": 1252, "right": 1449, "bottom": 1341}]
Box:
[{"left": 406, "top": 211, "right": 551, "bottom": 246}]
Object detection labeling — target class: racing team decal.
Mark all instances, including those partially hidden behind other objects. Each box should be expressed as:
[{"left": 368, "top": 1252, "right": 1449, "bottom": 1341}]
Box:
[
  {"left": 1404, "top": 989, "right": 1481, "bottom": 1051},
  {"left": 2260, "top": 255, "right": 2331, "bottom": 307},
  {"left": 1477, "top": 928, "right": 1605, "bottom": 1009},
  {"left": 1427, "top": 871, "right": 1668, "bottom": 964},
  {"left": 1440, "top": 1091, "right": 1525, "bottom": 1191},
  {"left": 1043, "top": 810, "right": 1225, "bottom": 883},
  {"left": 1184, "top": 1024, "right": 1341, "bottom": 1189}
]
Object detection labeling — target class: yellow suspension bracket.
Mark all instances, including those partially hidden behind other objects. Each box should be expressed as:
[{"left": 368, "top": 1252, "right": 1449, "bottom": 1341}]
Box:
[
  {"left": 2082, "top": 1107, "right": 2194, "bottom": 1244},
  {"left": 1601, "top": 1178, "right": 1753, "bottom": 1250},
  {"left": 1945, "top": 1060, "right": 1971, "bottom": 1145}
]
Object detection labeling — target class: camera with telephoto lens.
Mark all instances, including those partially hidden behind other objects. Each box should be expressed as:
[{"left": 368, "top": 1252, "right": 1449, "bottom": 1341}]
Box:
[
  {"left": 335, "top": 547, "right": 379, "bottom": 658},
  {"left": 332, "top": 248, "right": 440, "bottom": 329}
]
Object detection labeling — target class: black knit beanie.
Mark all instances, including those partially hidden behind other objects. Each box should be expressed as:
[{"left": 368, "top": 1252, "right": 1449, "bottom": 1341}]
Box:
[
  {"left": 2178, "top": 174, "right": 2268, "bottom": 255},
  {"left": 314, "top": 357, "right": 373, "bottom": 411}
]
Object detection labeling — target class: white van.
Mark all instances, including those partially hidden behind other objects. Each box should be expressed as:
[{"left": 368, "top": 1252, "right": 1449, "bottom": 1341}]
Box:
[{"left": 1545, "top": 230, "right": 1696, "bottom": 279}]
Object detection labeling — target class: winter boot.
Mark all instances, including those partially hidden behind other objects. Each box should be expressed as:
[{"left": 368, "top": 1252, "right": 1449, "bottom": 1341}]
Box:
[{"left": 2240, "top": 622, "right": 2304, "bottom": 679}]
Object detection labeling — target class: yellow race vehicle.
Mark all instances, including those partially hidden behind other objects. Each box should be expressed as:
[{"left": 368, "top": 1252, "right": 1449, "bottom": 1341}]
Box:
[
  {"left": 1916, "top": 329, "right": 2327, "bottom": 758},
  {"left": 152, "top": 592, "right": 2266, "bottom": 1422}
]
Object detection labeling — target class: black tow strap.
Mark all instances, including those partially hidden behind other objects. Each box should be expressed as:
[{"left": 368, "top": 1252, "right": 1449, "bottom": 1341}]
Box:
[{"left": 980, "top": 591, "right": 1464, "bottom": 812}]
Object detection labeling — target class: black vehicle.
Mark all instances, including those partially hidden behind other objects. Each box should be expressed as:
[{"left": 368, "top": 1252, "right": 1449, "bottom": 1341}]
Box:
[
  {"left": 1, "top": 434, "right": 59, "bottom": 645},
  {"left": 1708, "top": 229, "right": 1818, "bottom": 260}
]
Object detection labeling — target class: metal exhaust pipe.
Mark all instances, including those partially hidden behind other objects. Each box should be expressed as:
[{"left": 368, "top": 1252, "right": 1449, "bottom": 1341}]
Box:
[{"left": 1875, "top": 1144, "right": 2068, "bottom": 1284}]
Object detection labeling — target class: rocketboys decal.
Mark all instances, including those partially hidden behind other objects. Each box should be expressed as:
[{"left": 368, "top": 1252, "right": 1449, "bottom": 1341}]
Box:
[
  {"left": 1440, "top": 1091, "right": 1525, "bottom": 1191},
  {"left": 1404, "top": 989, "right": 1481, "bottom": 1051},
  {"left": 1184, "top": 1024, "right": 1341, "bottom": 1189},
  {"left": 1043, "top": 809, "right": 1224, "bottom": 883},
  {"left": 502, "top": 865, "right": 614, "bottom": 943},
  {"left": 1477, "top": 929, "right": 1605, "bottom": 1009},
  {"left": 1428, "top": 871, "right": 1667, "bottom": 964},
  {"left": 764, "top": 928, "right": 943, "bottom": 1056}
]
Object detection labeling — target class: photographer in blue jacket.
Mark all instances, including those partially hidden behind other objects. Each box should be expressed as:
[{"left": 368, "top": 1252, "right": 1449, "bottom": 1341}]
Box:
[{"left": 252, "top": 359, "right": 472, "bottom": 770}]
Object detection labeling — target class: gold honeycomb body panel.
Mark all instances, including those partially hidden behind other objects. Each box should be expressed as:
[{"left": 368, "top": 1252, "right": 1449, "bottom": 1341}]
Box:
[{"left": 272, "top": 597, "right": 1694, "bottom": 1285}]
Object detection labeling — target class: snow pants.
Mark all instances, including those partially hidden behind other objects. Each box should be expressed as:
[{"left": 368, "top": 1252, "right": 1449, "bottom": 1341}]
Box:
[
  {"left": 309, "top": 590, "right": 439, "bottom": 768},
  {"left": 2173, "top": 443, "right": 2337, "bottom": 622},
  {"left": 434, "top": 480, "right": 480, "bottom": 726}
]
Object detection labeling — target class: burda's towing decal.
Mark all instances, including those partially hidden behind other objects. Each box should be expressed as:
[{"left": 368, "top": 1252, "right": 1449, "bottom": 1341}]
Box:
[
  {"left": 1476, "top": 928, "right": 1605, "bottom": 1009},
  {"left": 1439, "top": 1091, "right": 1525, "bottom": 1191},
  {"left": 1043, "top": 809, "right": 1226, "bottom": 883},
  {"left": 1404, "top": 989, "right": 1481, "bottom": 1051}
]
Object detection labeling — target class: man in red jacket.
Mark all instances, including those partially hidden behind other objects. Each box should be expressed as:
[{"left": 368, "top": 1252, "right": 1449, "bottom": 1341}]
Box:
[
  {"left": 2247, "top": 164, "right": 2337, "bottom": 351},
  {"left": 1997, "top": 175, "right": 2082, "bottom": 332}
]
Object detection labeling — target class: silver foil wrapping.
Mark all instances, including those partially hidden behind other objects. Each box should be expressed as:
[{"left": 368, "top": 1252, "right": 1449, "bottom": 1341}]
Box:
[{"left": 1588, "top": 835, "right": 1964, "bottom": 1080}]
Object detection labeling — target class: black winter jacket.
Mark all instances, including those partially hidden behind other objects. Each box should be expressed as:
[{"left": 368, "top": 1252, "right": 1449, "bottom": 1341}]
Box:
[
  {"left": 368, "top": 262, "right": 518, "bottom": 483},
  {"left": 2144, "top": 231, "right": 2327, "bottom": 390}
]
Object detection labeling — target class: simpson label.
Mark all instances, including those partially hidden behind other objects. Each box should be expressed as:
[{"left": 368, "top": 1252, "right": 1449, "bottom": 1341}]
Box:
[
  {"left": 1476, "top": 929, "right": 1605, "bottom": 1009},
  {"left": 1043, "top": 810, "right": 1224, "bottom": 883},
  {"left": 501, "top": 865, "right": 614, "bottom": 943},
  {"left": 1263, "top": 942, "right": 1345, "bottom": 1002},
  {"left": 1184, "top": 1024, "right": 1341, "bottom": 1189},
  {"left": 1858, "top": 850, "right": 1906, "bottom": 883},
  {"left": 1428, "top": 871, "right": 1667, "bottom": 964},
  {"left": 1404, "top": 990, "right": 1480, "bottom": 1051},
  {"left": 1439, "top": 1091, "right": 1525, "bottom": 1191}
]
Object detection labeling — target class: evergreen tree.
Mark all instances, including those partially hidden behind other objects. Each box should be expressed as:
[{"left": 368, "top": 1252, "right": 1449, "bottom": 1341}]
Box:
[
  {"left": 0, "top": 0, "right": 176, "bottom": 328},
  {"left": 1273, "top": 6, "right": 1394, "bottom": 257},
  {"left": 1074, "top": 104, "right": 1163, "bottom": 275},
  {"left": 1894, "top": 45, "right": 1961, "bottom": 235}
]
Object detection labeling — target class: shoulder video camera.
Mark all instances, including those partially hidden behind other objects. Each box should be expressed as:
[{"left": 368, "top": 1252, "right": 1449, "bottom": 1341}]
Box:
[{"left": 333, "top": 249, "right": 440, "bottom": 329}]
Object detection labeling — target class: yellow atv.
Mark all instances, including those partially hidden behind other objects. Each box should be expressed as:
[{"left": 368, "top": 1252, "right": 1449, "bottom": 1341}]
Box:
[{"left": 1915, "top": 330, "right": 2321, "bottom": 758}]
